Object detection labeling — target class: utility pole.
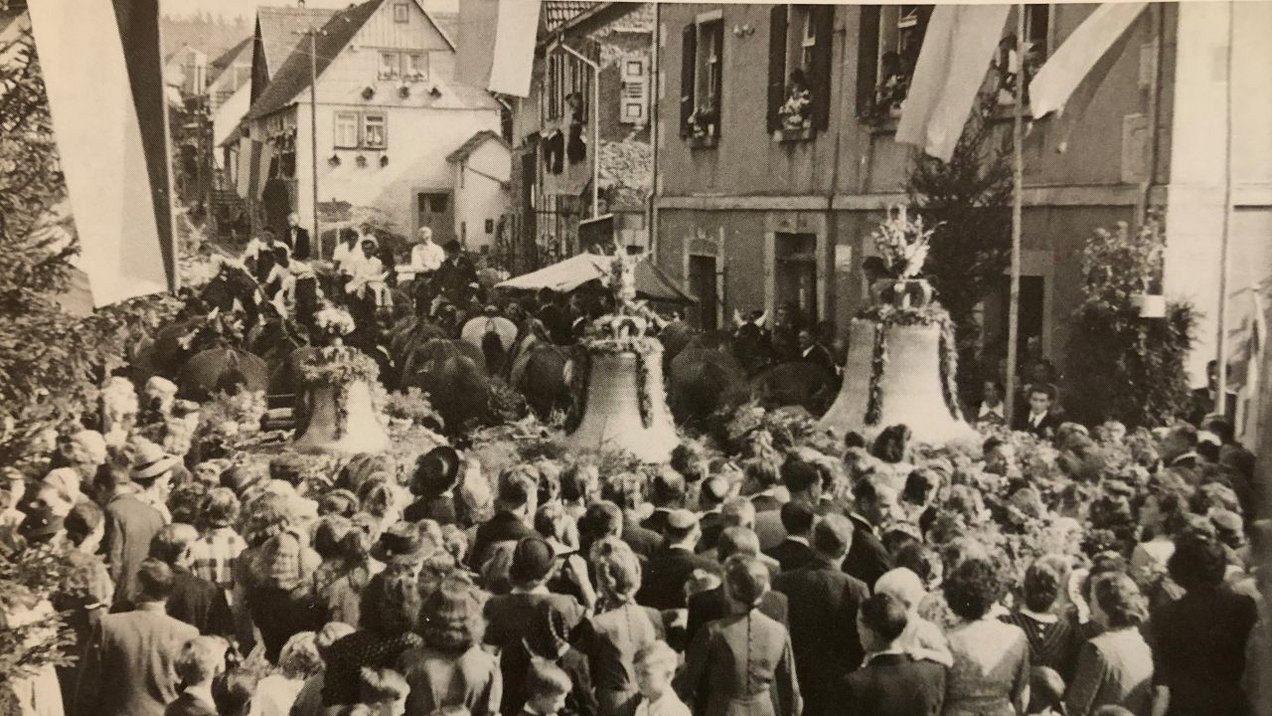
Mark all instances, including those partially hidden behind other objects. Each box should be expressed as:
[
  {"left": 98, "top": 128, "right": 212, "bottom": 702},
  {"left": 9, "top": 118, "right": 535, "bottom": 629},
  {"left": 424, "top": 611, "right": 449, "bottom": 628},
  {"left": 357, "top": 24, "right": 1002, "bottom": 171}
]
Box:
[
  {"left": 1005, "top": 3, "right": 1026, "bottom": 428},
  {"left": 295, "top": 24, "right": 322, "bottom": 257}
]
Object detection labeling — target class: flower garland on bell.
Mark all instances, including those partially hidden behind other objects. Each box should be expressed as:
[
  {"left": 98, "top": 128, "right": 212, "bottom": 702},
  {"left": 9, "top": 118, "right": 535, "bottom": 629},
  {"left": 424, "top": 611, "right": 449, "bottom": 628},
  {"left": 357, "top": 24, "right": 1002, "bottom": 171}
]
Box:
[
  {"left": 937, "top": 318, "right": 963, "bottom": 421},
  {"left": 864, "top": 320, "right": 888, "bottom": 426},
  {"left": 581, "top": 335, "right": 664, "bottom": 429},
  {"left": 857, "top": 302, "right": 962, "bottom": 425},
  {"left": 298, "top": 346, "right": 380, "bottom": 439}
]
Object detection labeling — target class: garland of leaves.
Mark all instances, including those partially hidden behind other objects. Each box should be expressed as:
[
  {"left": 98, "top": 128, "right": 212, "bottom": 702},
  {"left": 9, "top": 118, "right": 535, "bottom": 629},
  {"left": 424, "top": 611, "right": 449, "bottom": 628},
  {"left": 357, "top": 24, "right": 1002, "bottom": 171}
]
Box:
[
  {"left": 858, "top": 302, "right": 962, "bottom": 424},
  {"left": 298, "top": 347, "right": 380, "bottom": 439},
  {"left": 937, "top": 318, "right": 963, "bottom": 421},
  {"left": 864, "top": 320, "right": 888, "bottom": 426},
  {"left": 574, "top": 336, "right": 665, "bottom": 430}
]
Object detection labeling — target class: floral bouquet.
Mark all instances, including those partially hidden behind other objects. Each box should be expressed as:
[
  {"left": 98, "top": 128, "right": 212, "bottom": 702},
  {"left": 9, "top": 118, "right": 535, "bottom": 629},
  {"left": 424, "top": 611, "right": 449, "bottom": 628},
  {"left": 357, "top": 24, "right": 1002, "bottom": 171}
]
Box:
[
  {"left": 778, "top": 87, "right": 812, "bottom": 130},
  {"left": 314, "top": 303, "right": 356, "bottom": 337},
  {"left": 871, "top": 204, "right": 940, "bottom": 280}
]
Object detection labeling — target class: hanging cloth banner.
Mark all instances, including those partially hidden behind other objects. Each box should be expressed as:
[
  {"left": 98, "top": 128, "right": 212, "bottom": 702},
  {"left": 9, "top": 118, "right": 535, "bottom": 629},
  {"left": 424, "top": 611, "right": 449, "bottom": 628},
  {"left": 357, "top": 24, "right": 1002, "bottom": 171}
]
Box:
[
  {"left": 28, "top": 0, "right": 173, "bottom": 306},
  {"left": 896, "top": 4, "right": 1011, "bottom": 162},
  {"left": 1029, "top": 2, "right": 1148, "bottom": 153}
]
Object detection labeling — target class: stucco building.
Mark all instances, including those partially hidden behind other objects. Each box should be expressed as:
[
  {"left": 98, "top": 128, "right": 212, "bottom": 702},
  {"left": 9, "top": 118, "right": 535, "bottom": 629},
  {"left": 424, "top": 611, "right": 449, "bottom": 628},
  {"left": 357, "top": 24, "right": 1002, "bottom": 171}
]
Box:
[
  {"left": 651, "top": 3, "right": 1271, "bottom": 399},
  {"left": 235, "top": 0, "right": 507, "bottom": 252},
  {"left": 504, "top": 1, "right": 655, "bottom": 273}
]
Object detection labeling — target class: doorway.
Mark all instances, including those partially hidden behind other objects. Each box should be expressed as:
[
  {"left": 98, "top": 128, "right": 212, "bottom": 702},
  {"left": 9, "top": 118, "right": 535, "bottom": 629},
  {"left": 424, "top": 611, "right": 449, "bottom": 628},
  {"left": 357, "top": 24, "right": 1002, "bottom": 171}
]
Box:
[
  {"left": 687, "top": 254, "right": 719, "bottom": 330},
  {"left": 775, "top": 232, "right": 818, "bottom": 324},
  {"left": 416, "top": 191, "right": 454, "bottom": 244}
]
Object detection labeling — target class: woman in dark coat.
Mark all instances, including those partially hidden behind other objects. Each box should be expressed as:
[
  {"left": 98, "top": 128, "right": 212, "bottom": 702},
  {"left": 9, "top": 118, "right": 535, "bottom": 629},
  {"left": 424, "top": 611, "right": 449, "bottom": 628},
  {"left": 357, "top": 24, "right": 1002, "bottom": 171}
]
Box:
[{"left": 675, "top": 555, "right": 801, "bottom": 716}]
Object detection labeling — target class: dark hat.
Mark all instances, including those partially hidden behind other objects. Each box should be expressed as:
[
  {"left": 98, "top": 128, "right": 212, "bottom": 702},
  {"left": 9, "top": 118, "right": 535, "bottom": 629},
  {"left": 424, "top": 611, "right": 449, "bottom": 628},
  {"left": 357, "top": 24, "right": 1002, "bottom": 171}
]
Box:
[
  {"left": 509, "top": 536, "right": 556, "bottom": 585},
  {"left": 20, "top": 505, "right": 64, "bottom": 542},
  {"left": 665, "top": 509, "right": 698, "bottom": 532},
  {"left": 442, "top": 239, "right": 462, "bottom": 254},
  {"left": 413, "top": 446, "right": 460, "bottom": 496},
  {"left": 369, "top": 522, "right": 431, "bottom": 565}
]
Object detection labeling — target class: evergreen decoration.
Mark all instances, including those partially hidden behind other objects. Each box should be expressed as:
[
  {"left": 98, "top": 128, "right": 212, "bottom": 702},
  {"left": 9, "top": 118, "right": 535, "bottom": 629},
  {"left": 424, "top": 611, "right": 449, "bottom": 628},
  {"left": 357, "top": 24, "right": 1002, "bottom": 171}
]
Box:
[
  {"left": 905, "top": 92, "right": 1013, "bottom": 402},
  {"left": 1064, "top": 212, "right": 1196, "bottom": 429}
]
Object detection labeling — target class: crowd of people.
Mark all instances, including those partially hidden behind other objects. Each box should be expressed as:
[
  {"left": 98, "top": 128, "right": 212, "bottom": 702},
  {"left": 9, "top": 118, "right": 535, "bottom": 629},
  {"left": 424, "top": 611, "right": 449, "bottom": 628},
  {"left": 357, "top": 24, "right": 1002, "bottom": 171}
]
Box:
[
  {"left": 1, "top": 342, "right": 1266, "bottom": 716},
  {"left": 0, "top": 219, "right": 1266, "bottom": 716}
]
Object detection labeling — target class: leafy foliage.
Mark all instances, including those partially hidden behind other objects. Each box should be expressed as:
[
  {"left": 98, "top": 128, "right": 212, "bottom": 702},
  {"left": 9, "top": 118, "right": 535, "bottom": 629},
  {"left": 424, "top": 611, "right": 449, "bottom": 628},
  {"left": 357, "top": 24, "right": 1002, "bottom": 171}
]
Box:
[
  {"left": 0, "top": 545, "right": 78, "bottom": 712},
  {"left": 1064, "top": 214, "right": 1195, "bottom": 428},
  {"left": 905, "top": 93, "right": 1013, "bottom": 398},
  {"left": 0, "top": 30, "right": 178, "bottom": 471}
]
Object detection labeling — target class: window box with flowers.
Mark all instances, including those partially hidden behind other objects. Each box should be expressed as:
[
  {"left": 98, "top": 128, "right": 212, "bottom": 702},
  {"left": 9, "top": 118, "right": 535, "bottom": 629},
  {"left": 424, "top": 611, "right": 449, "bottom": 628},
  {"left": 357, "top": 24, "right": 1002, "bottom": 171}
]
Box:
[{"left": 774, "top": 71, "right": 815, "bottom": 142}]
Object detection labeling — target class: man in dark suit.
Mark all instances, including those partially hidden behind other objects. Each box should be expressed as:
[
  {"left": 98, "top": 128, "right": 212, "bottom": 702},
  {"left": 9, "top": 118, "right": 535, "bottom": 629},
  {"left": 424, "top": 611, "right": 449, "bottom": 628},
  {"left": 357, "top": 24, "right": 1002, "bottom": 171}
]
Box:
[
  {"left": 76, "top": 559, "right": 200, "bottom": 716},
  {"left": 101, "top": 451, "right": 166, "bottom": 605},
  {"left": 148, "top": 524, "right": 234, "bottom": 637},
  {"left": 469, "top": 468, "right": 538, "bottom": 570},
  {"left": 1013, "top": 383, "right": 1062, "bottom": 440},
  {"left": 636, "top": 510, "right": 721, "bottom": 611},
  {"left": 641, "top": 469, "right": 687, "bottom": 537},
  {"left": 686, "top": 527, "right": 787, "bottom": 645},
  {"left": 836, "top": 592, "right": 946, "bottom": 716},
  {"left": 434, "top": 239, "right": 478, "bottom": 307},
  {"left": 765, "top": 501, "right": 817, "bottom": 573},
  {"left": 754, "top": 457, "right": 821, "bottom": 551},
  {"left": 285, "top": 212, "right": 311, "bottom": 260},
  {"left": 798, "top": 328, "right": 838, "bottom": 377},
  {"left": 773, "top": 515, "right": 871, "bottom": 716},
  {"left": 843, "top": 478, "right": 894, "bottom": 589},
  {"left": 601, "top": 476, "right": 664, "bottom": 560},
  {"left": 695, "top": 475, "right": 731, "bottom": 554},
  {"left": 1187, "top": 359, "right": 1238, "bottom": 426}
]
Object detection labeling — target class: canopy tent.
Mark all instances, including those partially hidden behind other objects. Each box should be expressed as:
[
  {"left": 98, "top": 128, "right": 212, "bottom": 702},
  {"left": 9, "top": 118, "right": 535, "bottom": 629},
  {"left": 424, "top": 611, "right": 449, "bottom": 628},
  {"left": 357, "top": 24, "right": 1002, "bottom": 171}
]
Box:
[{"left": 496, "top": 253, "right": 697, "bottom": 304}]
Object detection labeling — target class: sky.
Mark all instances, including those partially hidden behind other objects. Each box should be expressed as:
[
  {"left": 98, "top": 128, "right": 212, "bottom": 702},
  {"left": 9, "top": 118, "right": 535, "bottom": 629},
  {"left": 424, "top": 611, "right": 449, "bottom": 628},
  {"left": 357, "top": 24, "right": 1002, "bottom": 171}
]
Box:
[{"left": 160, "top": 0, "right": 459, "bottom": 22}]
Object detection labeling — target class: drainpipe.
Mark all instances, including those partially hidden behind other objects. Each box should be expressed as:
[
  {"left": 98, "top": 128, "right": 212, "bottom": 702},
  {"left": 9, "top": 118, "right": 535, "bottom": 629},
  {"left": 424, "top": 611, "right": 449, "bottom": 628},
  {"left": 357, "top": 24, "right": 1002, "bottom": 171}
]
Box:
[
  {"left": 823, "top": 14, "right": 848, "bottom": 325},
  {"left": 1136, "top": 3, "right": 1163, "bottom": 224},
  {"left": 649, "top": 2, "right": 660, "bottom": 260}
]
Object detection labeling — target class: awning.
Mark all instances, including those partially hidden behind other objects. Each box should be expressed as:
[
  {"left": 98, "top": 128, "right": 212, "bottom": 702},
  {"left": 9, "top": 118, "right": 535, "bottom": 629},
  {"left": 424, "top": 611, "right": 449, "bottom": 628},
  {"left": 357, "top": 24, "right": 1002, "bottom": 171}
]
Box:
[{"left": 497, "top": 253, "right": 697, "bottom": 304}]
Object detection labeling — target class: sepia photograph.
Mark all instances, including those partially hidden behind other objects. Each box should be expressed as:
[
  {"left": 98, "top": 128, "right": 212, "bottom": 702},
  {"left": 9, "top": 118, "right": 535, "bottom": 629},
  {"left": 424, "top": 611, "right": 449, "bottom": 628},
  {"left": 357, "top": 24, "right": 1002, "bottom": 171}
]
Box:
[{"left": 0, "top": 0, "right": 1268, "bottom": 714}]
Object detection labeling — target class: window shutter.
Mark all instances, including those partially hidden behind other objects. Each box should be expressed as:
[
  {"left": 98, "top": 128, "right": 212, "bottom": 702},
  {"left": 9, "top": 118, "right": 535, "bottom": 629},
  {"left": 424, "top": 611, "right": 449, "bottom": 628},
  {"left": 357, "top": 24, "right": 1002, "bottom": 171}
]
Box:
[
  {"left": 767, "top": 6, "right": 788, "bottom": 134},
  {"left": 810, "top": 6, "right": 834, "bottom": 130},
  {"left": 620, "top": 56, "right": 648, "bottom": 126},
  {"left": 856, "top": 5, "right": 881, "bottom": 119},
  {"left": 680, "top": 24, "right": 696, "bottom": 138},
  {"left": 711, "top": 22, "right": 724, "bottom": 136}
]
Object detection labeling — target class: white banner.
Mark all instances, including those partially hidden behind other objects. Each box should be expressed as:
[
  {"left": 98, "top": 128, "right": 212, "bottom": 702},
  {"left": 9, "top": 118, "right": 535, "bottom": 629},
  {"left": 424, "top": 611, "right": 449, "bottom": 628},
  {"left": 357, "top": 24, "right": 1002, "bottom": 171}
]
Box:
[
  {"left": 488, "top": 0, "right": 542, "bottom": 97},
  {"left": 896, "top": 4, "right": 1011, "bottom": 162},
  {"left": 1029, "top": 2, "right": 1148, "bottom": 118},
  {"left": 28, "top": 0, "right": 169, "bottom": 307}
]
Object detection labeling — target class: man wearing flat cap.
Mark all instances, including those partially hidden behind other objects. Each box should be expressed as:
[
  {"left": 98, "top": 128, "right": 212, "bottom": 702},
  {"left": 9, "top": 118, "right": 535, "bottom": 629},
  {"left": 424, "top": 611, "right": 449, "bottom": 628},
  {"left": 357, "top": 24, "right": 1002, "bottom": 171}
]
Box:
[{"left": 637, "top": 509, "right": 722, "bottom": 611}]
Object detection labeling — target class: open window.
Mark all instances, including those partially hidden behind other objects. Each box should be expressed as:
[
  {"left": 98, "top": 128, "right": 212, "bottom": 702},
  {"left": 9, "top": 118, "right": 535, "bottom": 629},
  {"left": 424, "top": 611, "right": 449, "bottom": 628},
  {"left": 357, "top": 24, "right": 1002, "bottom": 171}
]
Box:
[
  {"left": 766, "top": 5, "right": 833, "bottom": 136},
  {"left": 378, "top": 51, "right": 401, "bottom": 81},
  {"left": 992, "top": 5, "right": 1053, "bottom": 108},
  {"left": 680, "top": 14, "right": 724, "bottom": 142},
  {"left": 855, "top": 4, "right": 932, "bottom": 122},
  {"left": 362, "top": 113, "right": 387, "bottom": 149}
]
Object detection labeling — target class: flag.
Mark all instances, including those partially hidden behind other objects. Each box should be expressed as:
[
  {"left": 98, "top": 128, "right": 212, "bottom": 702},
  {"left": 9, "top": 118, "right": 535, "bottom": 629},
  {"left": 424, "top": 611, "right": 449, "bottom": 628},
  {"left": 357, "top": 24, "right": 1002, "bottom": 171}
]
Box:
[
  {"left": 28, "top": 0, "right": 174, "bottom": 307},
  {"left": 458, "top": 0, "right": 542, "bottom": 98},
  {"left": 457, "top": 0, "right": 499, "bottom": 89},
  {"left": 1029, "top": 2, "right": 1148, "bottom": 153},
  {"left": 896, "top": 4, "right": 1011, "bottom": 162}
]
